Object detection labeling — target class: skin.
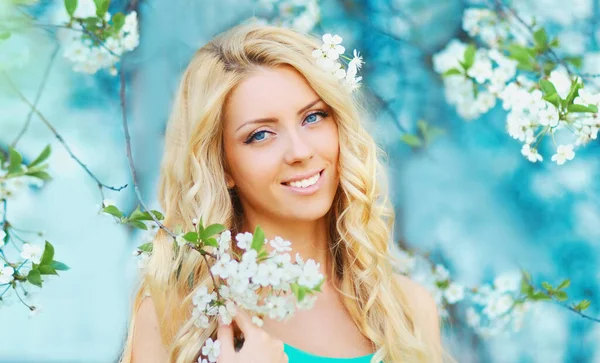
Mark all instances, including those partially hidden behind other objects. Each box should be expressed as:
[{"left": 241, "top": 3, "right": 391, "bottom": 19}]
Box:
[{"left": 131, "top": 65, "right": 442, "bottom": 362}]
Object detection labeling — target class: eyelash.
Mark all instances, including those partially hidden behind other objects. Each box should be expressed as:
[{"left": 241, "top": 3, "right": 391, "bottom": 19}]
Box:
[{"left": 244, "top": 110, "right": 329, "bottom": 144}]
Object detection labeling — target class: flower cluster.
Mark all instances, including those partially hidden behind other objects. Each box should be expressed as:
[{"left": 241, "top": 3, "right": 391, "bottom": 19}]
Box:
[
  {"left": 191, "top": 228, "right": 323, "bottom": 331},
  {"left": 255, "top": 0, "right": 320, "bottom": 33},
  {"left": 462, "top": 8, "right": 529, "bottom": 48},
  {"left": 393, "top": 249, "right": 466, "bottom": 319},
  {"left": 128, "top": 218, "right": 325, "bottom": 363},
  {"left": 434, "top": 6, "right": 600, "bottom": 165},
  {"left": 434, "top": 41, "right": 517, "bottom": 120},
  {"left": 55, "top": 0, "right": 139, "bottom": 75},
  {"left": 466, "top": 273, "right": 532, "bottom": 338},
  {"left": 0, "top": 146, "right": 69, "bottom": 315},
  {"left": 312, "top": 34, "right": 364, "bottom": 92}
]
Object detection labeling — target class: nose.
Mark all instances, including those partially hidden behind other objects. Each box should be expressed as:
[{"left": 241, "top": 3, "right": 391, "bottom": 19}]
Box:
[{"left": 283, "top": 127, "right": 314, "bottom": 165}]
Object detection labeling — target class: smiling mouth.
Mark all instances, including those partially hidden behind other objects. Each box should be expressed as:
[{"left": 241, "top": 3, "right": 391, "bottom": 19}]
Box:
[{"left": 282, "top": 170, "right": 323, "bottom": 189}]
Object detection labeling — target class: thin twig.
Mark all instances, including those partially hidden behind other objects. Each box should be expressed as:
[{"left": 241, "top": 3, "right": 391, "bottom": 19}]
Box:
[
  {"left": 118, "top": 61, "right": 174, "bottom": 237},
  {"left": 552, "top": 297, "right": 600, "bottom": 323},
  {"left": 2, "top": 72, "right": 128, "bottom": 193},
  {"left": 202, "top": 254, "right": 221, "bottom": 300},
  {"left": 11, "top": 44, "right": 60, "bottom": 148}
]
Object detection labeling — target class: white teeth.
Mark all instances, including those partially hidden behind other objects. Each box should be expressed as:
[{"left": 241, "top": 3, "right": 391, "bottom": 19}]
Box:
[{"left": 286, "top": 172, "right": 320, "bottom": 188}]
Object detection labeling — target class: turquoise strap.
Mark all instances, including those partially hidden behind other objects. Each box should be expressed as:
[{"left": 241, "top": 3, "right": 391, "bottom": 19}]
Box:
[{"left": 284, "top": 343, "right": 375, "bottom": 362}]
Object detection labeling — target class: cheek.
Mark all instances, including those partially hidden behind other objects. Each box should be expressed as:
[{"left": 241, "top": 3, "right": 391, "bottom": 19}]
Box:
[
  {"left": 318, "top": 122, "right": 340, "bottom": 161},
  {"left": 229, "top": 148, "right": 281, "bottom": 188}
]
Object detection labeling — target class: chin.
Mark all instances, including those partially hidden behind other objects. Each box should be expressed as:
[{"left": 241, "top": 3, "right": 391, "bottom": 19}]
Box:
[{"left": 284, "top": 197, "right": 334, "bottom": 221}]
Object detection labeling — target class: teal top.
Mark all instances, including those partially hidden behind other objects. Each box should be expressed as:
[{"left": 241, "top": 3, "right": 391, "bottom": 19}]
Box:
[{"left": 284, "top": 343, "right": 376, "bottom": 362}]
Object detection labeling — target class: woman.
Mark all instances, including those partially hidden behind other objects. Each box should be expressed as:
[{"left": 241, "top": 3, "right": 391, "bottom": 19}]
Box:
[{"left": 120, "top": 22, "right": 447, "bottom": 363}]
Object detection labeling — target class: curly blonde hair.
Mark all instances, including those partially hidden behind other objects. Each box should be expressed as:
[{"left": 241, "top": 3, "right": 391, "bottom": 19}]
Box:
[{"left": 120, "top": 22, "right": 445, "bottom": 363}]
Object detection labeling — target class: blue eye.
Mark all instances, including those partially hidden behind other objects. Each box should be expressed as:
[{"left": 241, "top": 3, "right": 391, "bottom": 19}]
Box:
[
  {"left": 244, "top": 129, "right": 272, "bottom": 144},
  {"left": 304, "top": 111, "right": 328, "bottom": 125}
]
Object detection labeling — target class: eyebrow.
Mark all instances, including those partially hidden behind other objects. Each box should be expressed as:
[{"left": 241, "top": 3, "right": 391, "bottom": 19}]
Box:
[{"left": 235, "top": 98, "right": 323, "bottom": 133}]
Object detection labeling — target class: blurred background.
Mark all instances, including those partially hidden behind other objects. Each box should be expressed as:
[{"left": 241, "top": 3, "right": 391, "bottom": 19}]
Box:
[{"left": 0, "top": 0, "right": 599, "bottom": 362}]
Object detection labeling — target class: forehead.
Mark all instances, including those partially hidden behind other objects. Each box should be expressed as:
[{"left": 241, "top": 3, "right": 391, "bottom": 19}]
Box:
[{"left": 224, "top": 66, "right": 320, "bottom": 127}]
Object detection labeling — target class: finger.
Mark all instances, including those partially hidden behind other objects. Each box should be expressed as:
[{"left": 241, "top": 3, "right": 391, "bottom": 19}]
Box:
[
  {"left": 231, "top": 305, "right": 258, "bottom": 336},
  {"left": 217, "top": 319, "right": 235, "bottom": 354}
]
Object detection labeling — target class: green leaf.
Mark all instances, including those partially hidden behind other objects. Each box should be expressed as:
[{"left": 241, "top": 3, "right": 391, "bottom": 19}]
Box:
[
  {"left": 183, "top": 232, "right": 199, "bottom": 242},
  {"left": 588, "top": 104, "right": 598, "bottom": 113},
  {"left": 112, "top": 12, "right": 125, "bottom": 31},
  {"left": 312, "top": 278, "right": 324, "bottom": 293},
  {"left": 565, "top": 80, "right": 582, "bottom": 106},
  {"left": 567, "top": 104, "right": 597, "bottom": 113},
  {"left": 539, "top": 79, "right": 558, "bottom": 96},
  {"left": 94, "top": 0, "right": 110, "bottom": 17},
  {"left": 128, "top": 206, "right": 145, "bottom": 221},
  {"left": 102, "top": 205, "right": 123, "bottom": 218},
  {"left": 7, "top": 147, "right": 23, "bottom": 174},
  {"left": 201, "top": 224, "right": 226, "bottom": 239},
  {"left": 462, "top": 44, "right": 476, "bottom": 70},
  {"left": 531, "top": 292, "right": 551, "bottom": 301},
  {"left": 564, "top": 56, "right": 583, "bottom": 69},
  {"left": 64, "top": 0, "right": 78, "bottom": 17},
  {"left": 50, "top": 260, "right": 70, "bottom": 271},
  {"left": 204, "top": 237, "right": 218, "bottom": 248},
  {"left": 28, "top": 145, "right": 51, "bottom": 168},
  {"left": 541, "top": 281, "right": 553, "bottom": 292},
  {"left": 291, "top": 282, "right": 300, "bottom": 297},
  {"left": 548, "top": 37, "right": 560, "bottom": 48},
  {"left": 554, "top": 291, "right": 568, "bottom": 301},
  {"left": 27, "top": 269, "right": 42, "bottom": 287},
  {"left": 0, "top": 31, "right": 11, "bottom": 40},
  {"left": 442, "top": 68, "right": 462, "bottom": 77},
  {"left": 521, "top": 270, "right": 532, "bottom": 283},
  {"left": 521, "top": 279, "right": 534, "bottom": 295},
  {"left": 575, "top": 300, "right": 591, "bottom": 311},
  {"left": 127, "top": 220, "right": 147, "bottom": 230},
  {"left": 507, "top": 44, "right": 535, "bottom": 70},
  {"left": 128, "top": 207, "right": 164, "bottom": 221},
  {"left": 251, "top": 225, "right": 265, "bottom": 252},
  {"left": 543, "top": 93, "right": 561, "bottom": 109},
  {"left": 533, "top": 28, "right": 548, "bottom": 50},
  {"left": 557, "top": 279, "right": 571, "bottom": 290},
  {"left": 517, "top": 61, "right": 536, "bottom": 72},
  {"left": 400, "top": 134, "right": 423, "bottom": 148},
  {"left": 26, "top": 171, "right": 51, "bottom": 181},
  {"left": 38, "top": 265, "right": 58, "bottom": 275},
  {"left": 40, "top": 241, "right": 55, "bottom": 266},
  {"left": 137, "top": 242, "right": 153, "bottom": 253},
  {"left": 150, "top": 210, "right": 164, "bottom": 220}
]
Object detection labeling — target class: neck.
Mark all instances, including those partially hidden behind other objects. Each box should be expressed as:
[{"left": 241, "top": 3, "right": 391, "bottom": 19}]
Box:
[{"left": 239, "top": 213, "right": 332, "bottom": 275}]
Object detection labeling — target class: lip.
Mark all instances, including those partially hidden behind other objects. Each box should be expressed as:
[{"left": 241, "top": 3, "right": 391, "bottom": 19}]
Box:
[
  {"left": 281, "top": 169, "right": 325, "bottom": 196},
  {"left": 281, "top": 169, "right": 324, "bottom": 184}
]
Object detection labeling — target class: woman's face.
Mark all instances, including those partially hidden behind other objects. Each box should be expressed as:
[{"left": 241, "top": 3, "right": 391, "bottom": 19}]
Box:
[{"left": 223, "top": 65, "right": 339, "bottom": 223}]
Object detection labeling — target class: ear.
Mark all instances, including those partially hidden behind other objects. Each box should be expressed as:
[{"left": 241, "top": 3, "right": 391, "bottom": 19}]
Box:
[{"left": 224, "top": 172, "right": 236, "bottom": 189}]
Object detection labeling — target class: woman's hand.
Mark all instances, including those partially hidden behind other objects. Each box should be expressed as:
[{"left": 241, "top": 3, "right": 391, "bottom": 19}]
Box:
[{"left": 217, "top": 307, "right": 288, "bottom": 363}]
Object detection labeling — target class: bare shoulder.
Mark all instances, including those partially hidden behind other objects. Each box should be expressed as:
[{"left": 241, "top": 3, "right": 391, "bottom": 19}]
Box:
[
  {"left": 131, "top": 296, "right": 169, "bottom": 363},
  {"left": 394, "top": 274, "right": 441, "bottom": 342}
]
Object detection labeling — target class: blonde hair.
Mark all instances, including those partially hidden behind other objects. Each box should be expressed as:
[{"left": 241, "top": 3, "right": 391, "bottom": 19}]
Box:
[{"left": 120, "top": 22, "right": 445, "bottom": 362}]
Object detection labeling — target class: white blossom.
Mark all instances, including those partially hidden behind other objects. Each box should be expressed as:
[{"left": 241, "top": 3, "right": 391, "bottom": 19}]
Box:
[
  {"left": 434, "top": 264, "right": 450, "bottom": 282},
  {"left": 444, "top": 283, "right": 466, "bottom": 304},
  {"left": 20, "top": 243, "right": 43, "bottom": 264},
  {"left": 321, "top": 33, "right": 345, "bottom": 60},
  {"left": 201, "top": 338, "right": 221, "bottom": 363},
  {"left": 0, "top": 264, "right": 15, "bottom": 284},
  {"left": 551, "top": 144, "right": 576, "bottom": 165},
  {"left": 235, "top": 232, "right": 253, "bottom": 250},
  {"left": 298, "top": 259, "right": 322, "bottom": 289},
  {"left": 269, "top": 236, "right": 292, "bottom": 253},
  {"left": 521, "top": 144, "right": 543, "bottom": 163}
]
